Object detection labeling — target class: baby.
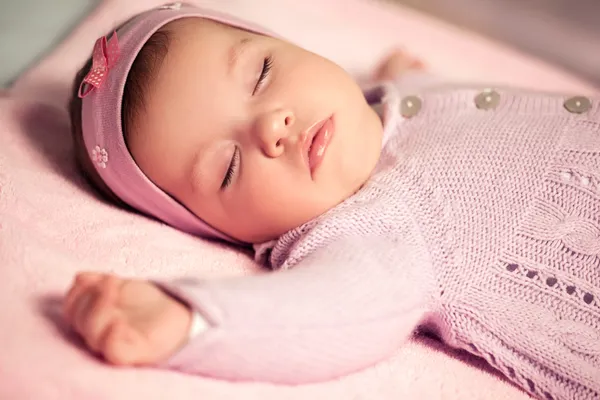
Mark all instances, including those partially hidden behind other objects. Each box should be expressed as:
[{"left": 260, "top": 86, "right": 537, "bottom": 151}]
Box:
[{"left": 65, "top": 3, "right": 600, "bottom": 399}]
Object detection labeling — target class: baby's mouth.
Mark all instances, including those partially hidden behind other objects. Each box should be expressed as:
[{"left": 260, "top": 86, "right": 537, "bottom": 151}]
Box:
[
  {"left": 303, "top": 116, "right": 335, "bottom": 178},
  {"left": 307, "top": 135, "right": 315, "bottom": 154}
]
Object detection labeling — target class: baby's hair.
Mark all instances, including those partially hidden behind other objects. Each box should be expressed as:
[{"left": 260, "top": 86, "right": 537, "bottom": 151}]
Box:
[{"left": 68, "top": 27, "right": 172, "bottom": 206}]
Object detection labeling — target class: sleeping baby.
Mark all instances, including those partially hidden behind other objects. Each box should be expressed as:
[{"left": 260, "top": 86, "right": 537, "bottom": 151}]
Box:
[{"left": 64, "top": 3, "right": 600, "bottom": 399}]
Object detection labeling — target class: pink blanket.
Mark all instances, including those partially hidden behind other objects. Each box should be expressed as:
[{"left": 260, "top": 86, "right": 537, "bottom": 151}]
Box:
[{"left": 1, "top": 1, "right": 597, "bottom": 399}]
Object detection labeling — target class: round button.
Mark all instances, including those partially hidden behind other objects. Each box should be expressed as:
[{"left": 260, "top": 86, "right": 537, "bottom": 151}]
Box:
[
  {"left": 564, "top": 96, "right": 592, "bottom": 114},
  {"left": 474, "top": 89, "right": 500, "bottom": 110},
  {"left": 400, "top": 95, "right": 422, "bottom": 118}
]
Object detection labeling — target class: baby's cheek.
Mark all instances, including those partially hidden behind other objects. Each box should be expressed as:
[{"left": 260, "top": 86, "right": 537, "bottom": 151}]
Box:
[
  {"left": 245, "top": 176, "right": 307, "bottom": 220},
  {"left": 246, "top": 177, "right": 289, "bottom": 213}
]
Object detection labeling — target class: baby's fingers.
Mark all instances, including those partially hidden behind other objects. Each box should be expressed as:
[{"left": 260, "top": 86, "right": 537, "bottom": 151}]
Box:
[
  {"left": 101, "top": 320, "right": 153, "bottom": 366},
  {"left": 77, "top": 276, "right": 122, "bottom": 352},
  {"left": 374, "top": 49, "right": 425, "bottom": 81},
  {"left": 63, "top": 272, "right": 104, "bottom": 324}
]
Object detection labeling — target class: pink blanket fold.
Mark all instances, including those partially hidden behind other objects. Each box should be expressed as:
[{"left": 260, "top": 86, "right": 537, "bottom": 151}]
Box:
[{"left": 1, "top": 0, "right": 596, "bottom": 399}]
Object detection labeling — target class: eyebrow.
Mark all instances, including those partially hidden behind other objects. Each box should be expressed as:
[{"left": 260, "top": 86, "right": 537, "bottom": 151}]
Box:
[{"left": 228, "top": 37, "right": 252, "bottom": 76}]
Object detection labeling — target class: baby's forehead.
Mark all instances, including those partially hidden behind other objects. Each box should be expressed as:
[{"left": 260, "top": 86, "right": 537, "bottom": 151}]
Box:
[
  {"left": 157, "top": 17, "right": 264, "bottom": 79},
  {"left": 165, "top": 15, "right": 259, "bottom": 39}
]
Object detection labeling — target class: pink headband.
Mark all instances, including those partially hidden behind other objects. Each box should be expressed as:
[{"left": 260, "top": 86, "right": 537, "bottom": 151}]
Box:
[{"left": 79, "top": 3, "right": 277, "bottom": 243}]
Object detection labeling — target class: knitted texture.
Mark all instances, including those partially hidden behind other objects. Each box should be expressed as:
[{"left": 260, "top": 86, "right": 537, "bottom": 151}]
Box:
[
  {"left": 258, "top": 83, "right": 600, "bottom": 398},
  {"left": 163, "top": 82, "right": 599, "bottom": 400}
]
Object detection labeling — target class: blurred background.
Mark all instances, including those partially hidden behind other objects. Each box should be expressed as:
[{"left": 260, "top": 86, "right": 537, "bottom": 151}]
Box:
[
  {"left": 0, "top": 0, "right": 598, "bottom": 88},
  {"left": 390, "top": 0, "right": 599, "bottom": 86}
]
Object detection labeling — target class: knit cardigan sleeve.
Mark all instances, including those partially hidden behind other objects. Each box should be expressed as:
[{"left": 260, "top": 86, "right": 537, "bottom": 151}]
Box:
[{"left": 158, "top": 236, "right": 435, "bottom": 384}]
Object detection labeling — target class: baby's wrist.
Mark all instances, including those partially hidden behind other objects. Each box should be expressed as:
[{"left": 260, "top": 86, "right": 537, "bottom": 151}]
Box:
[
  {"left": 161, "top": 292, "right": 209, "bottom": 354},
  {"left": 159, "top": 293, "right": 195, "bottom": 357},
  {"left": 153, "top": 281, "right": 210, "bottom": 358},
  {"left": 187, "top": 310, "right": 209, "bottom": 340}
]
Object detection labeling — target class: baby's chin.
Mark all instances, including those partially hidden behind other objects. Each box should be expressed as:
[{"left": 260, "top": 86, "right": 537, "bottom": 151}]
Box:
[{"left": 338, "top": 136, "right": 383, "bottom": 190}]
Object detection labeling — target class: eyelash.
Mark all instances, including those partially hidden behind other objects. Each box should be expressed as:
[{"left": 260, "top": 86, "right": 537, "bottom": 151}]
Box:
[
  {"left": 253, "top": 55, "right": 273, "bottom": 95},
  {"left": 221, "top": 147, "right": 239, "bottom": 190}
]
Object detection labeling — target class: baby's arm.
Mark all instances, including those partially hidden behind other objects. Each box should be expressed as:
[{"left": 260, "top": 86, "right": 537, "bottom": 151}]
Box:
[{"left": 64, "top": 236, "right": 434, "bottom": 384}]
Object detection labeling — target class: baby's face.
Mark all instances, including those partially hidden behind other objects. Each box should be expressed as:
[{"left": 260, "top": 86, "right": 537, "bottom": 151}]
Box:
[{"left": 129, "top": 18, "right": 383, "bottom": 243}]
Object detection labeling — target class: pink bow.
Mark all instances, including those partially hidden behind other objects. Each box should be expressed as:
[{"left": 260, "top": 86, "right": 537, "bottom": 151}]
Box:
[{"left": 78, "top": 32, "right": 120, "bottom": 98}]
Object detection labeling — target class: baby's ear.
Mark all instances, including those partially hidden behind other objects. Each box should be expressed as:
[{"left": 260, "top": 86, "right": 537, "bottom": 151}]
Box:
[{"left": 373, "top": 49, "right": 426, "bottom": 82}]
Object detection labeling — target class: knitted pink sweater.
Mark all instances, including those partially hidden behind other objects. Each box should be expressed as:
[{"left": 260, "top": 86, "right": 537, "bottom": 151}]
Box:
[{"left": 161, "top": 80, "right": 600, "bottom": 400}]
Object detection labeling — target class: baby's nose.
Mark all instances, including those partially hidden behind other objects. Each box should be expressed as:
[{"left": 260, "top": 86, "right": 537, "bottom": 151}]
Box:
[{"left": 257, "top": 109, "right": 295, "bottom": 158}]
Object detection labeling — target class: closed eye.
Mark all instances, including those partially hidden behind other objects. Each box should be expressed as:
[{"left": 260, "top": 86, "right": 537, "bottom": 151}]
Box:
[
  {"left": 221, "top": 147, "right": 239, "bottom": 190},
  {"left": 253, "top": 56, "right": 273, "bottom": 95}
]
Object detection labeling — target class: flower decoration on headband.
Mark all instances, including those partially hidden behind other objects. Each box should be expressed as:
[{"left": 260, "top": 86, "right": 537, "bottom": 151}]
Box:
[
  {"left": 78, "top": 31, "right": 120, "bottom": 98},
  {"left": 92, "top": 146, "right": 109, "bottom": 169}
]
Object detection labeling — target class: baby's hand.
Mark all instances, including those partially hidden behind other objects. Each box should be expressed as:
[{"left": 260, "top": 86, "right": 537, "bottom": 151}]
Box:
[
  {"left": 374, "top": 49, "right": 425, "bottom": 81},
  {"left": 63, "top": 272, "right": 192, "bottom": 366}
]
